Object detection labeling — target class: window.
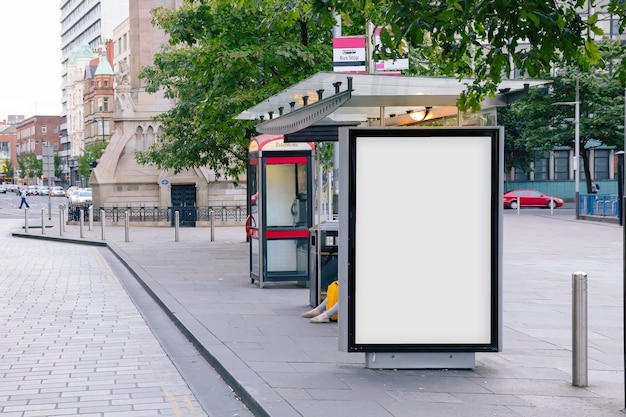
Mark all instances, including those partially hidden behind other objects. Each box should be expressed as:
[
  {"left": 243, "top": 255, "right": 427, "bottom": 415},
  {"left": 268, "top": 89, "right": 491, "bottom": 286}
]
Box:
[
  {"left": 554, "top": 150, "right": 569, "bottom": 180},
  {"left": 514, "top": 168, "right": 529, "bottom": 181},
  {"left": 533, "top": 154, "right": 549, "bottom": 180},
  {"left": 594, "top": 149, "right": 610, "bottom": 180},
  {"left": 103, "top": 97, "right": 109, "bottom": 111},
  {"left": 41, "top": 125, "right": 47, "bottom": 134}
]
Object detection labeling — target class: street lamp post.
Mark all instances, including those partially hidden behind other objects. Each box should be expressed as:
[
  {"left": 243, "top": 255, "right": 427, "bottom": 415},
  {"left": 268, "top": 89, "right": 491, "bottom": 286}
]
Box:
[{"left": 553, "top": 76, "right": 580, "bottom": 220}]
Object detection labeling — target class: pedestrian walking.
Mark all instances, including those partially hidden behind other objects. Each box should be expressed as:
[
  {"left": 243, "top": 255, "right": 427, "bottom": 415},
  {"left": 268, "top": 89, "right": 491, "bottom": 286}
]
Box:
[{"left": 19, "top": 187, "right": 30, "bottom": 209}]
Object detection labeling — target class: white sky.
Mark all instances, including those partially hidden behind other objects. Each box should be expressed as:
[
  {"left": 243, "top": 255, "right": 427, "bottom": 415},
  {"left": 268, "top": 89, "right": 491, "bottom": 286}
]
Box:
[{"left": 0, "top": 2, "right": 62, "bottom": 121}]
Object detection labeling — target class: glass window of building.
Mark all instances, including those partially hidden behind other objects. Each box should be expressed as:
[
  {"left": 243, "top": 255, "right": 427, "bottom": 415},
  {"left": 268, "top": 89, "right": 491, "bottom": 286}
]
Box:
[
  {"left": 554, "top": 150, "right": 569, "bottom": 180},
  {"left": 593, "top": 149, "right": 609, "bottom": 180},
  {"left": 514, "top": 168, "right": 529, "bottom": 181},
  {"left": 533, "top": 154, "right": 549, "bottom": 180}
]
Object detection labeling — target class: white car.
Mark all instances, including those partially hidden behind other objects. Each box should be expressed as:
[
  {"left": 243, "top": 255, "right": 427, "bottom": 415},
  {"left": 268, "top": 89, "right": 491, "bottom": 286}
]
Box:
[
  {"left": 68, "top": 188, "right": 81, "bottom": 204},
  {"left": 74, "top": 189, "right": 92, "bottom": 205},
  {"left": 50, "top": 186, "right": 65, "bottom": 197}
]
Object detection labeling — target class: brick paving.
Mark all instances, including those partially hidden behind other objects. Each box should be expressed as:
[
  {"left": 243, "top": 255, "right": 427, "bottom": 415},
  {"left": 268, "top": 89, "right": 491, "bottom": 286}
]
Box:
[{"left": 0, "top": 220, "right": 207, "bottom": 417}]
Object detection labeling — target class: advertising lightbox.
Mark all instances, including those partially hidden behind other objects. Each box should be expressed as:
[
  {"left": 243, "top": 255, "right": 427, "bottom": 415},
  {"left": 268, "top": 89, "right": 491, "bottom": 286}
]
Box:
[{"left": 342, "top": 128, "right": 502, "bottom": 353}]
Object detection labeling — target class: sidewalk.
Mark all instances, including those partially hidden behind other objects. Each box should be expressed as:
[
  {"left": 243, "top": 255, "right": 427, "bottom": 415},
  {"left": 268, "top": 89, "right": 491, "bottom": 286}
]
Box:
[{"left": 12, "top": 212, "right": 626, "bottom": 417}]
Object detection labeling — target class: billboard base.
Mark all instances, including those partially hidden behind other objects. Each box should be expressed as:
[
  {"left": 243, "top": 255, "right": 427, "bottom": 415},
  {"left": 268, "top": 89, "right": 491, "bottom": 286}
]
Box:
[{"left": 364, "top": 352, "right": 475, "bottom": 370}]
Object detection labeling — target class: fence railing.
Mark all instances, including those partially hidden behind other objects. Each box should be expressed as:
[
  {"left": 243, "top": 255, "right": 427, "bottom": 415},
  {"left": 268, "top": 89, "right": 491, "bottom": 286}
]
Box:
[
  {"left": 579, "top": 193, "right": 619, "bottom": 217},
  {"left": 67, "top": 204, "right": 247, "bottom": 226}
]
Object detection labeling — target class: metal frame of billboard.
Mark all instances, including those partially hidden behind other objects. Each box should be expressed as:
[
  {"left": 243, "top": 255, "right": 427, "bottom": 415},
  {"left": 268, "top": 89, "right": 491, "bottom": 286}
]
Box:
[{"left": 339, "top": 127, "right": 503, "bottom": 355}]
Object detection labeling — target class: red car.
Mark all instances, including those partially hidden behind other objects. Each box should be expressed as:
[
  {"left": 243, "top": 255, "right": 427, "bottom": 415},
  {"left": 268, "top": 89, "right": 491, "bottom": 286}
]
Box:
[{"left": 503, "top": 189, "right": 564, "bottom": 209}]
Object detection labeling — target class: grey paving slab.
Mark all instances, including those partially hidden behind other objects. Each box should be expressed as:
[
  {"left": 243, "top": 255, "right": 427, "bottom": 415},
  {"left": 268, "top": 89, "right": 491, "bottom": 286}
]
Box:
[
  {"left": 7, "top": 210, "right": 626, "bottom": 416},
  {"left": 0, "top": 220, "right": 208, "bottom": 417}
]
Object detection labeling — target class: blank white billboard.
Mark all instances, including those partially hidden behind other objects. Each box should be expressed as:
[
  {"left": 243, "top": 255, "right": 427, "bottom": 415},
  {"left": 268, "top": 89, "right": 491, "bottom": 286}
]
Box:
[{"left": 345, "top": 128, "right": 502, "bottom": 351}]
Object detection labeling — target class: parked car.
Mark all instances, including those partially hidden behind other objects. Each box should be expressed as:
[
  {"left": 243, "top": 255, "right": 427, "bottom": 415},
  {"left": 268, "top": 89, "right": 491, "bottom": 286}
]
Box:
[
  {"left": 74, "top": 189, "right": 92, "bottom": 205},
  {"left": 503, "top": 189, "right": 564, "bottom": 209},
  {"left": 67, "top": 188, "right": 81, "bottom": 204},
  {"left": 66, "top": 186, "right": 78, "bottom": 198},
  {"left": 0, "top": 185, "right": 6, "bottom": 193},
  {"left": 50, "top": 186, "right": 65, "bottom": 197},
  {"left": 27, "top": 185, "right": 38, "bottom": 196},
  {"left": 39, "top": 186, "right": 50, "bottom": 196}
]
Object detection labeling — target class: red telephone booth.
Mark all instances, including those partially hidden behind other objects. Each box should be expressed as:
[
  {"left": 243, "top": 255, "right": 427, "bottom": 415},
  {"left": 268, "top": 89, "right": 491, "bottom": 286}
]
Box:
[{"left": 247, "top": 134, "right": 314, "bottom": 287}]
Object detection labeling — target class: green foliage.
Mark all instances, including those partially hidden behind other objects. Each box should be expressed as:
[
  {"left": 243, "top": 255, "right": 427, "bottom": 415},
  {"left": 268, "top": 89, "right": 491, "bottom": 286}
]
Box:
[
  {"left": 327, "top": 0, "right": 623, "bottom": 110},
  {"left": 137, "top": 0, "right": 334, "bottom": 179},
  {"left": 54, "top": 154, "right": 64, "bottom": 179},
  {"left": 500, "top": 69, "right": 625, "bottom": 192},
  {"left": 137, "top": 0, "right": 625, "bottom": 177},
  {"left": 2, "top": 161, "right": 14, "bottom": 180},
  {"left": 77, "top": 142, "right": 108, "bottom": 179},
  {"left": 17, "top": 153, "right": 42, "bottom": 180}
]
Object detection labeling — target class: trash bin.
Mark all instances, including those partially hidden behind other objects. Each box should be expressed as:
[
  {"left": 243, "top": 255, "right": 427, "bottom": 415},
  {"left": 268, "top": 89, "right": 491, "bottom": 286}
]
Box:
[{"left": 309, "top": 220, "right": 339, "bottom": 307}]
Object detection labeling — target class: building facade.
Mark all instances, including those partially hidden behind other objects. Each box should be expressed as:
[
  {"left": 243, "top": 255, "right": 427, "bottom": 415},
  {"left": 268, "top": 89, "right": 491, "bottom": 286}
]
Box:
[
  {"left": 87, "top": 0, "right": 246, "bottom": 220},
  {"left": 60, "top": 0, "right": 129, "bottom": 186},
  {"left": 15, "top": 116, "right": 62, "bottom": 185},
  {"left": 0, "top": 124, "right": 17, "bottom": 182}
]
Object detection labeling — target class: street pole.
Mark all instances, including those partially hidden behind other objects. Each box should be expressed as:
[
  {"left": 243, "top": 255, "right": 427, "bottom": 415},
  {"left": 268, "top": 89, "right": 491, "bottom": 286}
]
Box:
[
  {"left": 574, "top": 77, "right": 580, "bottom": 220},
  {"left": 552, "top": 75, "right": 580, "bottom": 220},
  {"left": 101, "top": 117, "right": 105, "bottom": 143},
  {"left": 622, "top": 87, "right": 626, "bottom": 411}
]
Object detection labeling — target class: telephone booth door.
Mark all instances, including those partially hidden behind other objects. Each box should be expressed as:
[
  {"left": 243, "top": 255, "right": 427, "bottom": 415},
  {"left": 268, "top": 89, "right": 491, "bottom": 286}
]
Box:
[{"left": 247, "top": 134, "right": 314, "bottom": 287}]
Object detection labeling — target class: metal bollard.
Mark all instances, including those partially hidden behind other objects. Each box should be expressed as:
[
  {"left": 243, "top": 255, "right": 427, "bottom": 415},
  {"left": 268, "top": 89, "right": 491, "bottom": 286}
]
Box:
[
  {"left": 572, "top": 271, "right": 588, "bottom": 387},
  {"left": 100, "top": 209, "right": 106, "bottom": 240},
  {"left": 80, "top": 209, "right": 85, "bottom": 238},
  {"left": 24, "top": 208, "right": 29, "bottom": 233},
  {"left": 174, "top": 211, "right": 180, "bottom": 242},
  {"left": 124, "top": 211, "right": 129, "bottom": 242},
  {"left": 41, "top": 208, "right": 45, "bottom": 235},
  {"left": 58, "top": 204, "right": 65, "bottom": 235},
  {"left": 550, "top": 197, "right": 554, "bottom": 215},
  {"left": 210, "top": 210, "right": 215, "bottom": 242},
  {"left": 61, "top": 204, "right": 66, "bottom": 233},
  {"left": 88, "top": 205, "right": 93, "bottom": 231},
  {"left": 516, "top": 196, "right": 521, "bottom": 215}
]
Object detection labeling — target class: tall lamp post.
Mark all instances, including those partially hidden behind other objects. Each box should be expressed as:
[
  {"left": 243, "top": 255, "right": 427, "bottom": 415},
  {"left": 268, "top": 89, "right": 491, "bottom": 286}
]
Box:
[
  {"left": 553, "top": 76, "right": 580, "bottom": 220},
  {"left": 92, "top": 117, "right": 105, "bottom": 143}
]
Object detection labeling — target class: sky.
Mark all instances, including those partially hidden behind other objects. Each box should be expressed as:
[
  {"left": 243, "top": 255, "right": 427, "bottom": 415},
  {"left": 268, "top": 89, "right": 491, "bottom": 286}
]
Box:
[{"left": 0, "top": 2, "right": 62, "bottom": 121}]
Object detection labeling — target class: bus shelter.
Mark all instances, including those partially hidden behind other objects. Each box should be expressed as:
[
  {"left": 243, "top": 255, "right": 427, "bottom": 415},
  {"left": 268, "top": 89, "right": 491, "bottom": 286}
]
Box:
[{"left": 238, "top": 72, "right": 548, "bottom": 368}]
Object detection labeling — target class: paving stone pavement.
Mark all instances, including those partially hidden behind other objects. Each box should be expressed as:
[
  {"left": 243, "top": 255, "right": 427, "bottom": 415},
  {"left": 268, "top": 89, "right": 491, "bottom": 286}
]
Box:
[
  {"left": 0, "top": 219, "right": 209, "bottom": 417},
  {"left": 5, "top": 208, "right": 626, "bottom": 417}
]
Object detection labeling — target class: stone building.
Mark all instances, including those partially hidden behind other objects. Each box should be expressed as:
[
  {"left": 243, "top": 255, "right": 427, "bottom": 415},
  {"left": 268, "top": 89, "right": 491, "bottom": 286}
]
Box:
[{"left": 89, "top": 0, "right": 246, "bottom": 224}]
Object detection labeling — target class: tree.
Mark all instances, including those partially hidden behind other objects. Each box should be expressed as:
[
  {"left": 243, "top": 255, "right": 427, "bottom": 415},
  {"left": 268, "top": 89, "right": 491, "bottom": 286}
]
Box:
[
  {"left": 54, "top": 154, "right": 64, "bottom": 180},
  {"left": 77, "top": 142, "right": 107, "bottom": 180},
  {"left": 501, "top": 71, "right": 625, "bottom": 192},
  {"left": 1, "top": 161, "right": 14, "bottom": 181},
  {"left": 137, "top": 0, "right": 334, "bottom": 180},
  {"left": 17, "top": 153, "right": 42, "bottom": 182},
  {"left": 137, "top": 0, "right": 624, "bottom": 176},
  {"left": 338, "top": 0, "right": 624, "bottom": 109}
]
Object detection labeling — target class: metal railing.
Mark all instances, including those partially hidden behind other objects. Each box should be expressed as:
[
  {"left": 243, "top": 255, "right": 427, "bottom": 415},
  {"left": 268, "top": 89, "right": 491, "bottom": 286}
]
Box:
[
  {"left": 67, "top": 203, "right": 247, "bottom": 225},
  {"left": 579, "top": 193, "right": 619, "bottom": 217}
]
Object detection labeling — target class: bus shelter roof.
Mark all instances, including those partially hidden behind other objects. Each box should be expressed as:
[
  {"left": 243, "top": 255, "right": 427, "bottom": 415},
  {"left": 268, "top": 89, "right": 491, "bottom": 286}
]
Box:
[{"left": 235, "top": 72, "right": 550, "bottom": 126}]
